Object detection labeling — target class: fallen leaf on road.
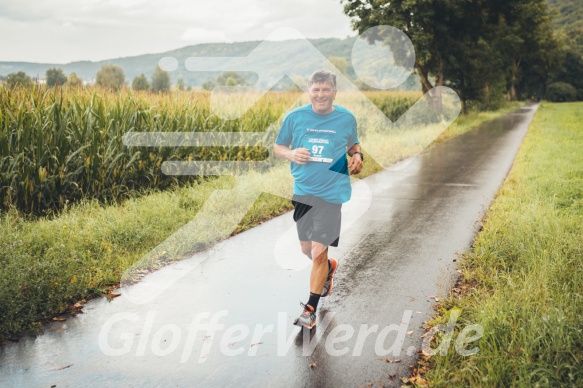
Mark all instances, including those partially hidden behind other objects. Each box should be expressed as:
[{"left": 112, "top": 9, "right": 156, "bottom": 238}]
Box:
[
  {"left": 52, "top": 317, "right": 66, "bottom": 322},
  {"left": 107, "top": 292, "right": 121, "bottom": 299},
  {"left": 407, "top": 330, "right": 414, "bottom": 336},
  {"left": 250, "top": 342, "right": 263, "bottom": 347},
  {"left": 73, "top": 302, "right": 84, "bottom": 309},
  {"left": 310, "top": 362, "right": 317, "bottom": 368},
  {"left": 385, "top": 358, "right": 401, "bottom": 363}
]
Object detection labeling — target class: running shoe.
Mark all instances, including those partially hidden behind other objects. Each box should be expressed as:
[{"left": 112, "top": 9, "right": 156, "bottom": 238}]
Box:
[
  {"left": 293, "top": 302, "right": 316, "bottom": 329},
  {"left": 320, "top": 257, "right": 338, "bottom": 297}
]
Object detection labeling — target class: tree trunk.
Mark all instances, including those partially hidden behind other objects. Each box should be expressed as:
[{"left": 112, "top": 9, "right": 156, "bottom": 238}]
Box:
[
  {"left": 415, "top": 61, "right": 444, "bottom": 113},
  {"left": 432, "top": 58, "right": 445, "bottom": 112},
  {"left": 415, "top": 63, "right": 433, "bottom": 94},
  {"left": 509, "top": 59, "right": 521, "bottom": 101}
]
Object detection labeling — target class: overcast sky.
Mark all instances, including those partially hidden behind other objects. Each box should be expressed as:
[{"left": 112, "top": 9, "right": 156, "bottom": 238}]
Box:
[{"left": 0, "top": 0, "right": 356, "bottom": 64}]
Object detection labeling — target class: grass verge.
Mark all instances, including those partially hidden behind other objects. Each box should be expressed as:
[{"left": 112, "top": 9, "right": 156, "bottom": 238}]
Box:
[
  {"left": 421, "top": 102, "right": 583, "bottom": 386},
  {"left": 0, "top": 102, "right": 523, "bottom": 341}
]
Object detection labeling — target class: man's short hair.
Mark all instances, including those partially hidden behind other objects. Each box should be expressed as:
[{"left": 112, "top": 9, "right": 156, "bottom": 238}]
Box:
[{"left": 308, "top": 70, "right": 336, "bottom": 89}]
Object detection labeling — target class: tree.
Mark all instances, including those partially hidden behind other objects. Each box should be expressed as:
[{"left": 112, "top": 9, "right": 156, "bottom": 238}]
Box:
[
  {"left": 67, "top": 72, "right": 83, "bottom": 89},
  {"left": 46, "top": 67, "right": 67, "bottom": 87},
  {"left": 202, "top": 79, "right": 215, "bottom": 90},
  {"left": 492, "top": 0, "right": 558, "bottom": 101},
  {"left": 343, "top": 0, "right": 560, "bottom": 110},
  {"left": 132, "top": 74, "right": 150, "bottom": 91},
  {"left": 327, "top": 56, "right": 352, "bottom": 79},
  {"left": 216, "top": 71, "right": 247, "bottom": 86},
  {"left": 96, "top": 65, "right": 125, "bottom": 91},
  {"left": 176, "top": 77, "right": 185, "bottom": 91},
  {"left": 151, "top": 65, "right": 170, "bottom": 93},
  {"left": 6, "top": 71, "right": 33, "bottom": 88},
  {"left": 343, "top": 0, "right": 460, "bottom": 94}
]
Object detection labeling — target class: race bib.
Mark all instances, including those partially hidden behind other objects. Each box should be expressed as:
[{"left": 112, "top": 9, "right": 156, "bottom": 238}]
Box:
[{"left": 301, "top": 131, "right": 335, "bottom": 163}]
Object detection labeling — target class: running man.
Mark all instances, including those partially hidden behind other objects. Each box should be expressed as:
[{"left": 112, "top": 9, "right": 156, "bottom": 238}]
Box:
[{"left": 274, "top": 70, "right": 363, "bottom": 329}]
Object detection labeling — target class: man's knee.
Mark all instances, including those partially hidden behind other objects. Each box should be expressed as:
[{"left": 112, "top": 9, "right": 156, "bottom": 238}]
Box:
[
  {"left": 300, "top": 241, "right": 312, "bottom": 258},
  {"left": 311, "top": 242, "right": 328, "bottom": 264}
]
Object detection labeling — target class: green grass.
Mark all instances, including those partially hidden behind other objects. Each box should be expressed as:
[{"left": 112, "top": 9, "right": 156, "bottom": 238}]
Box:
[
  {"left": 0, "top": 100, "right": 524, "bottom": 341},
  {"left": 424, "top": 102, "right": 583, "bottom": 386}
]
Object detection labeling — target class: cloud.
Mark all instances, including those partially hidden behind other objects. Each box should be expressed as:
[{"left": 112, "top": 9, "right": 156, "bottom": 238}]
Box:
[{"left": 0, "top": 0, "right": 354, "bottom": 63}]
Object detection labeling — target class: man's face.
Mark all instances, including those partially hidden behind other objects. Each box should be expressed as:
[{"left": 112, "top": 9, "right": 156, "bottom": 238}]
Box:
[{"left": 309, "top": 81, "right": 337, "bottom": 114}]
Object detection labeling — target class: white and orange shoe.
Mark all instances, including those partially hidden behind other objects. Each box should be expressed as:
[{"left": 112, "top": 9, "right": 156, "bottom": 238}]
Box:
[
  {"left": 293, "top": 302, "right": 317, "bottom": 329},
  {"left": 320, "top": 258, "right": 338, "bottom": 297}
]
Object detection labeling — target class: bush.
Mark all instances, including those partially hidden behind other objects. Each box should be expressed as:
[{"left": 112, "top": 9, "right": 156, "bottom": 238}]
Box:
[{"left": 546, "top": 82, "right": 577, "bottom": 102}]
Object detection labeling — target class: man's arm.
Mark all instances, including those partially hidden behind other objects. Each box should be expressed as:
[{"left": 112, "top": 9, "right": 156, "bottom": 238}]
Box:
[
  {"left": 274, "top": 143, "right": 311, "bottom": 165},
  {"left": 347, "top": 143, "right": 363, "bottom": 175}
]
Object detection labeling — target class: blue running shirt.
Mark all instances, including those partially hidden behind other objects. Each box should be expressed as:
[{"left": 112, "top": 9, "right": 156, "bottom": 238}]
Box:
[{"left": 275, "top": 104, "right": 359, "bottom": 204}]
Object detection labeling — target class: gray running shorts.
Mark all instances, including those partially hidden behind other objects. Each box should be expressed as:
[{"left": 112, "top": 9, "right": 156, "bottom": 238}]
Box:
[{"left": 292, "top": 194, "right": 341, "bottom": 247}]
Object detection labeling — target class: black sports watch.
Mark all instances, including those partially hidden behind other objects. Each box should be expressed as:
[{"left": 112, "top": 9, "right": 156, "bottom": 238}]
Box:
[{"left": 352, "top": 151, "right": 364, "bottom": 161}]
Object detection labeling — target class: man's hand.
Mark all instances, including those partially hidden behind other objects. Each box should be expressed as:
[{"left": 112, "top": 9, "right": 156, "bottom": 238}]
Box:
[
  {"left": 273, "top": 144, "right": 311, "bottom": 165},
  {"left": 290, "top": 148, "right": 311, "bottom": 164},
  {"left": 348, "top": 153, "right": 363, "bottom": 175}
]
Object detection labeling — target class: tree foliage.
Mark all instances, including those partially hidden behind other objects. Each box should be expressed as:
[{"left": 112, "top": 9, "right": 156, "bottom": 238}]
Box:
[
  {"left": 327, "top": 56, "right": 350, "bottom": 77},
  {"left": 6, "top": 71, "right": 33, "bottom": 88},
  {"left": 546, "top": 82, "right": 577, "bottom": 102},
  {"left": 202, "top": 79, "right": 215, "bottom": 90},
  {"left": 151, "top": 65, "right": 170, "bottom": 93},
  {"left": 96, "top": 65, "right": 125, "bottom": 91},
  {"left": 176, "top": 77, "right": 185, "bottom": 91},
  {"left": 216, "top": 71, "right": 247, "bottom": 86},
  {"left": 67, "top": 73, "right": 83, "bottom": 89},
  {"left": 342, "top": 0, "right": 561, "bottom": 109},
  {"left": 132, "top": 73, "right": 150, "bottom": 91},
  {"left": 548, "top": 0, "right": 583, "bottom": 57},
  {"left": 46, "top": 68, "right": 67, "bottom": 87}
]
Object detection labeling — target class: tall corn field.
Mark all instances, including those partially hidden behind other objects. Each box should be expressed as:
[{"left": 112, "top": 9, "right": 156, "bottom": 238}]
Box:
[{"left": 0, "top": 85, "right": 418, "bottom": 216}]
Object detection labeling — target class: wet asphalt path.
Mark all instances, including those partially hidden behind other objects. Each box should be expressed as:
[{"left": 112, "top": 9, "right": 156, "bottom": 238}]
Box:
[{"left": 0, "top": 105, "right": 537, "bottom": 387}]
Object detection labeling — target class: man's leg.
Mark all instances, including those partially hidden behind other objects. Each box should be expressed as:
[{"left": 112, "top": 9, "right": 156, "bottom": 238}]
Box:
[
  {"left": 309, "top": 241, "right": 328, "bottom": 295},
  {"left": 293, "top": 241, "right": 328, "bottom": 329},
  {"left": 300, "top": 240, "right": 334, "bottom": 296}
]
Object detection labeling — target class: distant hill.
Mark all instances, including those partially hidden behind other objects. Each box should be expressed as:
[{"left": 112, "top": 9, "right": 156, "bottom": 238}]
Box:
[
  {"left": 0, "top": 37, "right": 375, "bottom": 89},
  {"left": 547, "top": 0, "right": 583, "bottom": 56},
  {"left": 0, "top": 36, "right": 421, "bottom": 91}
]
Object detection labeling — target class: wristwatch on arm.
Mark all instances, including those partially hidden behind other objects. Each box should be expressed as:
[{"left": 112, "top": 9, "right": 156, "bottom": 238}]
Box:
[{"left": 351, "top": 151, "right": 364, "bottom": 161}]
